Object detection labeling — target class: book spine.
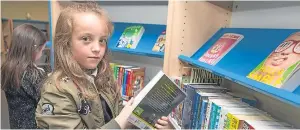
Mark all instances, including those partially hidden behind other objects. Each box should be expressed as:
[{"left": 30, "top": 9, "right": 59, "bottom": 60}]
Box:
[
  {"left": 191, "top": 93, "right": 200, "bottom": 129},
  {"left": 195, "top": 97, "right": 203, "bottom": 129},
  {"left": 241, "top": 121, "right": 254, "bottom": 130},
  {"left": 230, "top": 114, "right": 240, "bottom": 129},
  {"left": 198, "top": 100, "right": 208, "bottom": 129},
  {"left": 127, "top": 70, "right": 131, "bottom": 99},
  {"left": 203, "top": 100, "right": 213, "bottom": 129},
  {"left": 214, "top": 105, "right": 222, "bottom": 129},
  {"left": 225, "top": 113, "right": 233, "bottom": 130},
  {"left": 218, "top": 108, "right": 228, "bottom": 129},
  {"left": 209, "top": 103, "right": 217, "bottom": 129},
  {"left": 123, "top": 70, "right": 128, "bottom": 97},
  {"left": 127, "top": 70, "right": 132, "bottom": 98}
]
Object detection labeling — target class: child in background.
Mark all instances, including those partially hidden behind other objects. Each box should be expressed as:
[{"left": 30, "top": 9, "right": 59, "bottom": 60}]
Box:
[
  {"left": 35, "top": 2, "right": 173, "bottom": 129},
  {"left": 1, "top": 24, "right": 47, "bottom": 129}
]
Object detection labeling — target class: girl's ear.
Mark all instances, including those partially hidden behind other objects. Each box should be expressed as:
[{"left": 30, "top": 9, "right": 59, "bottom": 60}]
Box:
[{"left": 34, "top": 44, "right": 47, "bottom": 61}]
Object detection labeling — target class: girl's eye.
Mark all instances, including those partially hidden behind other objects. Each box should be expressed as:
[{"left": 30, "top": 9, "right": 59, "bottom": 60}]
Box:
[
  {"left": 99, "top": 39, "right": 107, "bottom": 45},
  {"left": 82, "top": 36, "right": 91, "bottom": 42}
]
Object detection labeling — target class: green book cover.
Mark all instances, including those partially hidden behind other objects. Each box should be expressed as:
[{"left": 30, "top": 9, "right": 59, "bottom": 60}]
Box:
[{"left": 116, "top": 25, "right": 145, "bottom": 49}]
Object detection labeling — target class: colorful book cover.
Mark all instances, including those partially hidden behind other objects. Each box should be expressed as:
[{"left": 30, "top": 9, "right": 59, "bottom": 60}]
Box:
[
  {"left": 247, "top": 31, "right": 300, "bottom": 91},
  {"left": 199, "top": 33, "right": 244, "bottom": 66},
  {"left": 129, "top": 67, "right": 146, "bottom": 97},
  {"left": 127, "top": 71, "right": 186, "bottom": 129},
  {"left": 152, "top": 30, "right": 166, "bottom": 52},
  {"left": 116, "top": 25, "right": 145, "bottom": 49}
]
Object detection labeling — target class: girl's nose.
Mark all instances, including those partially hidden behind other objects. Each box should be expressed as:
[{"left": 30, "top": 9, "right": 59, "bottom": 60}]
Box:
[{"left": 91, "top": 43, "right": 100, "bottom": 53}]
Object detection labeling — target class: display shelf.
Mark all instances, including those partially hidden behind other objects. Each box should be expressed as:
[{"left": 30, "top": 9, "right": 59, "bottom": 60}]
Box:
[
  {"left": 179, "top": 28, "right": 300, "bottom": 107},
  {"left": 179, "top": 27, "right": 300, "bottom": 107},
  {"left": 2, "top": 18, "right": 48, "bottom": 24},
  {"left": 108, "top": 22, "right": 166, "bottom": 58}
]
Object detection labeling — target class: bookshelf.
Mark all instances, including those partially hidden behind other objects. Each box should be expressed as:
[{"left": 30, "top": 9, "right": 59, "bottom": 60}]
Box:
[
  {"left": 163, "top": 1, "right": 300, "bottom": 128},
  {"left": 108, "top": 22, "right": 166, "bottom": 58},
  {"left": 179, "top": 28, "right": 300, "bottom": 106},
  {"left": 48, "top": 0, "right": 299, "bottom": 128}
]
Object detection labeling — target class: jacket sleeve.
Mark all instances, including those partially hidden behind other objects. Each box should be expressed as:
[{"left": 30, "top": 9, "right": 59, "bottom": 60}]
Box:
[
  {"left": 100, "top": 119, "right": 121, "bottom": 129},
  {"left": 35, "top": 83, "right": 85, "bottom": 129},
  {"left": 117, "top": 93, "right": 124, "bottom": 115}
]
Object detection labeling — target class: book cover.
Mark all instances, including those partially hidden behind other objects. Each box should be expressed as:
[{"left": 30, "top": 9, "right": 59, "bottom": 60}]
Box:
[
  {"left": 116, "top": 25, "right": 145, "bottom": 49},
  {"left": 169, "top": 76, "right": 183, "bottom": 128},
  {"left": 199, "top": 33, "right": 244, "bottom": 66},
  {"left": 247, "top": 32, "right": 300, "bottom": 91},
  {"left": 130, "top": 67, "right": 146, "bottom": 97},
  {"left": 152, "top": 30, "right": 166, "bottom": 52},
  {"left": 127, "top": 71, "right": 186, "bottom": 129}
]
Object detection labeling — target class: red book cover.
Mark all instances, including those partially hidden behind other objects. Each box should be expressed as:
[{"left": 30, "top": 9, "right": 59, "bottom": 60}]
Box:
[
  {"left": 242, "top": 121, "right": 254, "bottom": 130},
  {"left": 199, "top": 33, "right": 244, "bottom": 65},
  {"left": 126, "top": 70, "right": 132, "bottom": 99}
]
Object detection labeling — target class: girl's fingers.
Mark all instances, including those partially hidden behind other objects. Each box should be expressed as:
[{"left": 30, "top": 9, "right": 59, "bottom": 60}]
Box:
[
  {"left": 155, "top": 124, "right": 164, "bottom": 129},
  {"left": 161, "top": 116, "right": 168, "bottom": 121},
  {"left": 157, "top": 119, "right": 168, "bottom": 126},
  {"left": 126, "top": 97, "right": 134, "bottom": 106}
]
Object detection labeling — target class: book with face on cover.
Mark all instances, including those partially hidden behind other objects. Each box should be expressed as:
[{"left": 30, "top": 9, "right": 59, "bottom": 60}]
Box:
[
  {"left": 127, "top": 70, "right": 187, "bottom": 129},
  {"left": 247, "top": 32, "right": 300, "bottom": 92}
]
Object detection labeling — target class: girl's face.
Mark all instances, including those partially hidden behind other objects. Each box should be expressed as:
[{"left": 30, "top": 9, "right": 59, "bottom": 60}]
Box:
[
  {"left": 71, "top": 12, "right": 108, "bottom": 70},
  {"left": 34, "top": 44, "right": 46, "bottom": 62}
]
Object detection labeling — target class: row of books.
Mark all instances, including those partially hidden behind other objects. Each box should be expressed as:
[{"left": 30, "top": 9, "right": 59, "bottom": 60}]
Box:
[
  {"left": 169, "top": 67, "right": 223, "bottom": 128},
  {"left": 177, "top": 83, "right": 293, "bottom": 129},
  {"left": 116, "top": 25, "right": 166, "bottom": 52},
  {"left": 181, "top": 67, "right": 223, "bottom": 85},
  {"left": 110, "top": 63, "right": 146, "bottom": 100}
]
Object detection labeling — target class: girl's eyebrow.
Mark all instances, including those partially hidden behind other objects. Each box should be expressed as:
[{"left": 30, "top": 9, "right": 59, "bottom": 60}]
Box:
[
  {"left": 80, "top": 33, "right": 108, "bottom": 38},
  {"left": 101, "top": 36, "right": 108, "bottom": 39},
  {"left": 80, "top": 33, "right": 93, "bottom": 36}
]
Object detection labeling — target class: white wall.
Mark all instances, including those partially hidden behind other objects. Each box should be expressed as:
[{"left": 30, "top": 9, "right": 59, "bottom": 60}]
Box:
[{"left": 231, "top": 1, "right": 300, "bottom": 29}]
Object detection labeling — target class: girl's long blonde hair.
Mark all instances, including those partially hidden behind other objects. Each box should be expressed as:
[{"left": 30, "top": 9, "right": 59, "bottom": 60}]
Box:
[{"left": 54, "top": 2, "right": 117, "bottom": 98}]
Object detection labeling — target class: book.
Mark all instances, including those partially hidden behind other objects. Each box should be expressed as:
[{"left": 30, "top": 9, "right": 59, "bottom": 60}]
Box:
[
  {"left": 247, "top": 31, "right": 300, "bottom": 92},
  {"left": 116, "top": 25, "right": 145, "bottom": 49},
  {"left": 181, "top": 84, "right": 228, "bottom": 129},
  {"left": 199, "top": 33, "right": 244, "bottom": 66},
  {"left": 169, "top": 76, "right": 183, "bottom": 128},
  {"left": 109, "top": 63, "right": 145, "bottom": 100},
  {"left": 152, "top": 30, "right": 166, "bottom": 52},
  {"left": 127, "top": 71, "right": 187, "bottom": 129}
]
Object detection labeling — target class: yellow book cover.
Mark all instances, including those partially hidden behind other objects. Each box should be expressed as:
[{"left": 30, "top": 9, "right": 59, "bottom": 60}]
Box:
[{"left": 247, "top": 32, "right": 300, "bottom": 89}]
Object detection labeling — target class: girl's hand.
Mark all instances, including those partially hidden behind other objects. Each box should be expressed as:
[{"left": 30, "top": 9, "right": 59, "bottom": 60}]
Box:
[
  {"left": 115, "top": 98, "right": 135, "bottom": 129},
  {"left": 154, "top": 116, "right": 175, "bottom": 129}
]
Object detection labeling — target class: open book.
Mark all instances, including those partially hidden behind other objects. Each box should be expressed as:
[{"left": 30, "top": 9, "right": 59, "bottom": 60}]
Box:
[{"left": 127, "top": 70, "right": 187, "bottom": 129}]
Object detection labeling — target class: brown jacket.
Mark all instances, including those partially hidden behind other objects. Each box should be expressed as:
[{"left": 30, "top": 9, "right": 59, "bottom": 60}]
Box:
[{"left": 35, "top": 71, "right": 123, "bottom": 129}]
